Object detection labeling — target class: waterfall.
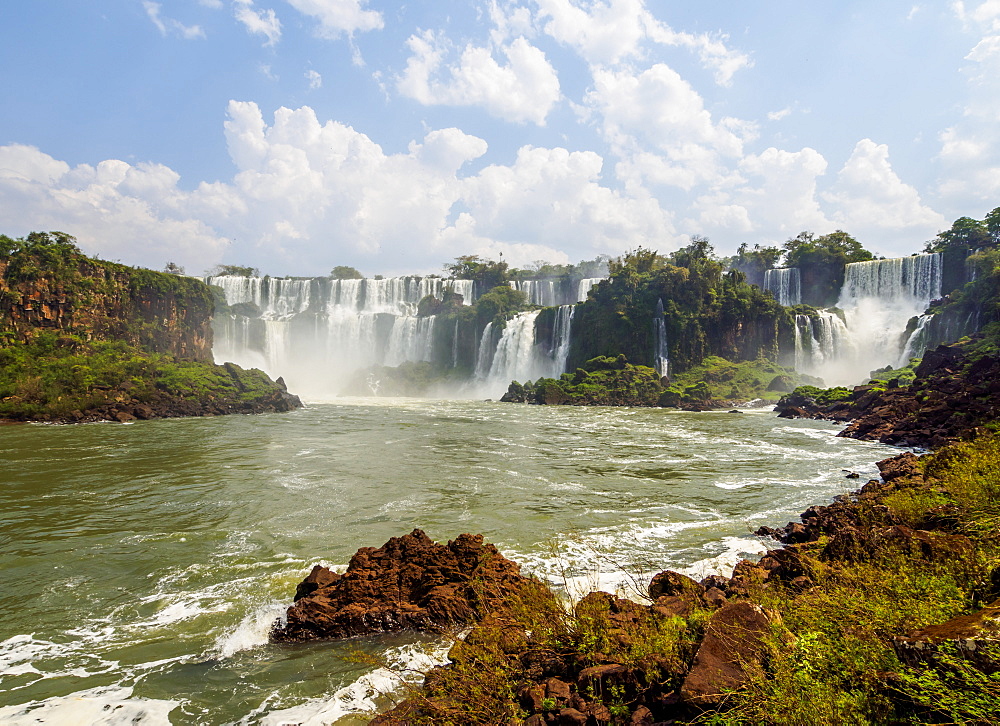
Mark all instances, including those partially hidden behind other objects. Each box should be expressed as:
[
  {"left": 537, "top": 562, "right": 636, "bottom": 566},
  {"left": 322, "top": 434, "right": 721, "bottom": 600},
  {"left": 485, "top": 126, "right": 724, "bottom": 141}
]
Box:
[
  {"left": 792, "top": 253, "right": 943, "bottom": 385},
  {"left": 473, "top": 306, "right": 577, "bottom": 397},
  {"left": 208, "top": 275, "right": 475, "bottom": 397},
  {"left": 508, "top": 277, "right": 608, "bottom": 306},
  {"left": 763, "top": 268, "right": 801, "bottom": 306},
  {"left": 653, "top": 299, "right": 669, "bottom": 379},
  {"left": 550, "top": 305, "right": 575, "bottom": 375},
  {"left": 577, "top": 278, "right": 605, "bottom": 302}
]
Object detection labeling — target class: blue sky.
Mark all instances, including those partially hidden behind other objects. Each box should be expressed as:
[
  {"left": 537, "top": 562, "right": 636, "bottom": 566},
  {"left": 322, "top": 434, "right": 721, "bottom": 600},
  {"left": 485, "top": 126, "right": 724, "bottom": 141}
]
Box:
[{"left": 1, "top": 1, "right": 999, "bottom": 276}]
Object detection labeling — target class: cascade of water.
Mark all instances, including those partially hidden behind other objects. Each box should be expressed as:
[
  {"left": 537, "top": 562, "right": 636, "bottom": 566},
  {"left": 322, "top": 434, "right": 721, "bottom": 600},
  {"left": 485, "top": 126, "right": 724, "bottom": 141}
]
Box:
[
  {"left": 577, "top": 278, "right": 605, "bottom": 302},
  {"left": 209, "top": 275, "right": 477, "bottom": 397},
  {"left": 551, "top": 305, "right": 575, "bottom": 375},
  {"left": 898, "top": 314, "right": 934, "bottom": 365},
  {"left": 473, "top": 323, "right": 496, "bottom": 380},
  {"left": 763, "top": 268, "right": 801, "bottom": 306},
  {"left": 653, "top": 299, "right": 669, "bottom": 378},
  {"left": 792, "top": 253, "right": 943, "bottom": 385}
]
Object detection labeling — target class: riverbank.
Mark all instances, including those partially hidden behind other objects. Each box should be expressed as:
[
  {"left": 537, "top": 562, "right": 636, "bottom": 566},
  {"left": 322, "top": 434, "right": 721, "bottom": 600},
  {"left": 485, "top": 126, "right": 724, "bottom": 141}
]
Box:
[{"left": 291, "top": 436, "right": 997, "bottom": 725}]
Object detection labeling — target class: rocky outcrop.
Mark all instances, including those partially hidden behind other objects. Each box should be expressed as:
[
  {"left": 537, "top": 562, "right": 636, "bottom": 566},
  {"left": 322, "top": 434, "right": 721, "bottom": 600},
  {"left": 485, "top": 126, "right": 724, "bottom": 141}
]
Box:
[
  {"left": 776, "top": 340, "right": 1000, "bottom": 448},
  {"left": 894, "top": 598, "right": 1000, "bottom": 674},
  {"left": 271, "top": 529, "right": 534, "bottom": 642}
]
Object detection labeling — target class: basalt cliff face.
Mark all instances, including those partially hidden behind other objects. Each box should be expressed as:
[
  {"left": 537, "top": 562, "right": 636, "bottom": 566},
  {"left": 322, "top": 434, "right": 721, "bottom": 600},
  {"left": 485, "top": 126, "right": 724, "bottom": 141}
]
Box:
[
  {"left": 0, "top": 254, "right": 213, "bottom": 361},
  {"left": 0, "top": 233, "right": 300, "bottom": 422}
]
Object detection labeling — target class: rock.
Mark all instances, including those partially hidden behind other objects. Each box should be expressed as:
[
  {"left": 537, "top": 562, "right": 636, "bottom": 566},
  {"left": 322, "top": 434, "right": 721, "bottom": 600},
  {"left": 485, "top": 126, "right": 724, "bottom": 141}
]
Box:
[
  {"left": 271, "top": 529, "right": 534, "bottom": 642},
  {"left": 113, "top": 410, "right": 136, "bottom": 423},
  {"left": 523, "top": 716, "right": 547, "bottom": 726},
  {"left": 703, "top": 587, "right": 728, "bottom": 608},
  {"left": 648, "top": 570, "right": 705, "bottom": 600},
  {"left": 629, "top": 705, "right": 654, "bottom": 725},
  {"left": 680, "top": 601, "right": 783, "bottom": 706},
  {"left": 293, "top": 564, "right": 340, "bottom": 602},
  {"left": 876, "top": 452, "right": 921, "bottom": 483},
  {"left": 821, "top": 525, "right": 973, "bottom": 564},
  {"left": 894, "top": 598, "right": 1000, "bottom": 674},
  {"left": 557, "top": 707, "right": 588, "bottom": 725}
]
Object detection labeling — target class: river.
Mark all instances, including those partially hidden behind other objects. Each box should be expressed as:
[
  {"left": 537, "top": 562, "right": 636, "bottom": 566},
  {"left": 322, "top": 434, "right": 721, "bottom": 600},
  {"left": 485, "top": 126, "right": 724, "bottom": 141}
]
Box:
[{"left": 0, "top": 399, "right": 902, "bottom": 724}]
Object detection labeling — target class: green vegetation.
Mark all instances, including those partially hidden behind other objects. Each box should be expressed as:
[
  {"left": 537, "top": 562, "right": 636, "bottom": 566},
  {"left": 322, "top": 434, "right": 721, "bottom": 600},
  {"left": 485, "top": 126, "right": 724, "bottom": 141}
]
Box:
[
  {"left": 0, "top": 332, "right": 281, "bottom": 420},
  {"left": 208, "top": 263, "right": 260, "bottom": 277},
  {"left": 568, "top": 242, "right": 793, "bottom": 375},
  {"left": 505, "top": 355, "right": 664, "bottom": 406},
  {"left": 330, "top": 265, "right": 363, "bottom": 279},
  {"left": 662, "top": 356, "right": 815, "bottom": 405},
  {"left": 505, "top": 355, "right": 810, "bottom": 408},
  {"left": 1, "top": 231, "right": 296, "bottom": 421},
  {"left": 782, "top": 230, "right": 874, "bottom": 307},
  {"left": 719, "top": 434, "right": 1000, "bottom": 725},
  {"left": 726, "top": 243, "right": 782, "bottom": 288}
]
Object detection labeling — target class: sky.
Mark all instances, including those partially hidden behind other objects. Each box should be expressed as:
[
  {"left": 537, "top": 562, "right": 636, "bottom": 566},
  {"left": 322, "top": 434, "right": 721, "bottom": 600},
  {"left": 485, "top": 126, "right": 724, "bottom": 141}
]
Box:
[{"left": 1, "top": 1, "right": 999, "bottom": 277}]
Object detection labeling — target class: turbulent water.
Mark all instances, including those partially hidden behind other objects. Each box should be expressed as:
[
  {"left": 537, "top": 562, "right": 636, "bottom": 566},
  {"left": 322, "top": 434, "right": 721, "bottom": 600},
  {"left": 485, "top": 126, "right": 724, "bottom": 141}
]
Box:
[{"left": 0, "top": 401, "right": 903, "bottom": 724}]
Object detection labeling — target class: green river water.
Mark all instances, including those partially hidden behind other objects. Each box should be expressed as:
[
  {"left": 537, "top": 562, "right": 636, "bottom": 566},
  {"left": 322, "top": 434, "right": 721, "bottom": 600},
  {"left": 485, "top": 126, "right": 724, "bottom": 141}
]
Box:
[{"left": 0, "top": 399, "right": 902, "bottom": 724}]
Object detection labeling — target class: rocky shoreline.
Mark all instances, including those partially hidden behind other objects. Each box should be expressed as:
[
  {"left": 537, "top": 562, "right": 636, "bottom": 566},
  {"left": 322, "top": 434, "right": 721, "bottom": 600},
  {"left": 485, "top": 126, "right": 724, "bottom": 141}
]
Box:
[
  {"left": 776, "top": 339, "right": 1000, "bottom": 449},
  {"left": 266, "top": 344, "right": 1000, "bottom": 723},
  {"left": 269, "top": 446, "right": 1000, "bottom": 724}
]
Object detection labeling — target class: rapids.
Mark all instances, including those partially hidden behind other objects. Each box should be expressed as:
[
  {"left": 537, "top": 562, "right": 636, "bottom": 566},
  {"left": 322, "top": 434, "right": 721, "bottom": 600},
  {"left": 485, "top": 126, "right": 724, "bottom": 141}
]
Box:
[{"left": 0, "top": 400, "right": 903, "bottom": 724}]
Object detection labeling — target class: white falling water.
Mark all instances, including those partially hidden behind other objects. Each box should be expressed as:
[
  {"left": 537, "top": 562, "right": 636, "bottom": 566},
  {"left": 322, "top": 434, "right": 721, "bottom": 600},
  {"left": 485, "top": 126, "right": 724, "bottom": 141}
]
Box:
[
  {"left": 576, "top": 278, "right": 605, "bottom": 302},
  {"left": 794, "top": 253, "right": 943, "bottom": 385},
  {"left": 473, "top": 307, "right": 576, "bottom": 397},
  {"left": 654, "top": 299, "right": 669, "bottom": 378},
  {"left": 208, "top": 276, "right": 475, "bottom": 398},
  {"left": 763, "top": 268, "right": 801, "bottom": 306},
  {"left": 508, "top": 278, "right": 607, "bottom": 306}
]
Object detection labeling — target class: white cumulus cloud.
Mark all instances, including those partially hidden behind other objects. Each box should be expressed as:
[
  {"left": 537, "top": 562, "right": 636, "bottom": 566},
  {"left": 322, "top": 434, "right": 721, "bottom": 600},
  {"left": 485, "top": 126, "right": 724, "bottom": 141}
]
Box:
[
  {"left": 825, "top": 139, "right": 946, "bottom": 245},
  {"left": 305, "top": 69, "right": 322, "bottom": 89},
  {"left": 0, "top": 144, "right": 230, "bottom": 271},
  {"left": 286, "top": 0, "right": 383, "bottom": 38},
  {"left": 398, "top": 31, "right": 561, "bottom": 125}
]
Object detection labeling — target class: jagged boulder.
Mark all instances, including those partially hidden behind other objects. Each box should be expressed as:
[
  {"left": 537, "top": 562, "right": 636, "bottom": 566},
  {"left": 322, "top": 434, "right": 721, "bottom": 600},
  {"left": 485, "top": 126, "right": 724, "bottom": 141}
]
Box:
[{"left": 271, "top": 529, "right": 533, "bottom": 642}]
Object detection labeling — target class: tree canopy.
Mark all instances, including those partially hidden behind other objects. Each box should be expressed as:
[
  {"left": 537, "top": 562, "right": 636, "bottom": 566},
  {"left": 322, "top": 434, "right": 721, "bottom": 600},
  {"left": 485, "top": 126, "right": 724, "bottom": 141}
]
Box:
[
  {"left": 445, "top": 255, "right": 509, "bottom": 291},
  {"left": 208, "top": 264, "right": 260, "bottom": 277},
  {"left": 330, "top": 265, "right": 363, "bottom": 280}
]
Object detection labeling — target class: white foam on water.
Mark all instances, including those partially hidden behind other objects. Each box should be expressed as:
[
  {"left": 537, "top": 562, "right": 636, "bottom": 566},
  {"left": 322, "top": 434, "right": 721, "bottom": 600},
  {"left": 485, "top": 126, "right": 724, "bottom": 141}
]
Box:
[
  {"left": 0, "top": 686, "right": 180, "bottom": 725},
  {"left": 254, "top": 642, "right": 451, "bottom": 726},
  {"left": 214, "top": 601, "right": 289, "bottom": 659},
  {"left": 679, "top": 537, "right": 770, "bottom": 580}
]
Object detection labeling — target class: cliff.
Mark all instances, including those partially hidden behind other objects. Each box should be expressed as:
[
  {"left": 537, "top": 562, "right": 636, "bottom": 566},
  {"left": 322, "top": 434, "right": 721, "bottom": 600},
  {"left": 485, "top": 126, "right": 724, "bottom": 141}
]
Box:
[
  {"left": 0, "top": 232, "right": 300, "bottom": 422},
  {"left": 0, "top": 232, "right": 212, "bottom": 360}
]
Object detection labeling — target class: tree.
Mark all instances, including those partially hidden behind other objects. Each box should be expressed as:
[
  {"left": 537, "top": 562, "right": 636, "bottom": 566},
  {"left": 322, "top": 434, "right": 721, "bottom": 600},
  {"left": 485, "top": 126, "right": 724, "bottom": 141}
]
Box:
[
  {"left": 925, "top": 216, "right": 991, "bottom": 253},
  {"left": 986, "top": 207, "right": 1000, "bottom": 246},
  {"left": 163, "top": 262, "right": 185, "bottom": 275},
  {"left": 728, "top": 243, "right": 782, "bottom": 287},
  {"left": 444, "top": 255, "right": 509, "bottom": 291},
  {"left": 783, "top": 230, "right": 873, "bottom": 307},
  {"left": 330, "top": 265, "right": 363, "bottom": 279},
  {"left": 208, "top": 264, "right": 259, "bottom": 277}
]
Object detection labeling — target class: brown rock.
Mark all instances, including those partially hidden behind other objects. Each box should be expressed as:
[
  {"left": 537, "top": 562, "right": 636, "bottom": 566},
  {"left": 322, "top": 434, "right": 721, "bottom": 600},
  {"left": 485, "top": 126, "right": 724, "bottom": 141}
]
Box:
[
  {"left": 876, "top": 452, "right": 921, "bottom": 482},
  {"left": 629, "top": 705, "right": 654, "bottom": 725},
  {"left": 648, "top": 570, "right": 705, "bottom": 600},
  {"left": 271, "top": 529, "right": 534, "bottom": 642},
  {"left": 293, "top": 564, "right": 340, "bottom": 602},
  {"left": 680, "top": 601, "right": 781, "bottom": 706},
  {"left": 557, "top": 707, "right": 588, "bottom": 725}
]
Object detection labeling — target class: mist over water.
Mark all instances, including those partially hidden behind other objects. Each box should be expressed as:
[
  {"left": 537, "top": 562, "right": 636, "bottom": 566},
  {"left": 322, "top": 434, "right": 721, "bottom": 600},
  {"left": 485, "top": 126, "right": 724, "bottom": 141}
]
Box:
[
  {"left": 795, "top": 253, "right": 943, "bottom": 386},
  {"left": 0, "top": 401, "right": 903, "bottom": 724}
]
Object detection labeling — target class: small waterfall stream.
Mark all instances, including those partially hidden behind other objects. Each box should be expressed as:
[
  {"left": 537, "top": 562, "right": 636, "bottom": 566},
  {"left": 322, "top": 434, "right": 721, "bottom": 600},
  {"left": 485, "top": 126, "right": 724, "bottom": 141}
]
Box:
[{"left": 764, "top": 268, "right": 801, "bottom": 306}]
